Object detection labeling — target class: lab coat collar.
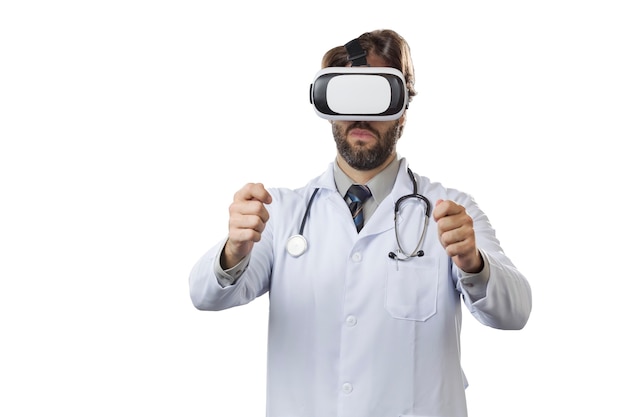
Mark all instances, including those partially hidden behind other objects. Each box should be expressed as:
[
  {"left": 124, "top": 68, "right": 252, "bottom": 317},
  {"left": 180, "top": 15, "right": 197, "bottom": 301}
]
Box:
[{"left": 390, "top": 156, "right": 416, "bottom": 198}]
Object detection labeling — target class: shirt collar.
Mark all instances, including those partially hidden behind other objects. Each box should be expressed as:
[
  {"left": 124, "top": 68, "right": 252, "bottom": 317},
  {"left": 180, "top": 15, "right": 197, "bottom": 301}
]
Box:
[{"left": 333, "top": 156, "right": 401, "bottom": 204}]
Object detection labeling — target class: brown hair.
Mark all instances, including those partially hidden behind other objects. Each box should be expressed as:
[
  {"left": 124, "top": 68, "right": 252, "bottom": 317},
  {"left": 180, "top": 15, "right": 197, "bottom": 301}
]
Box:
[{"left": 321, "top": 29, "right": 416, "bottom": 102}]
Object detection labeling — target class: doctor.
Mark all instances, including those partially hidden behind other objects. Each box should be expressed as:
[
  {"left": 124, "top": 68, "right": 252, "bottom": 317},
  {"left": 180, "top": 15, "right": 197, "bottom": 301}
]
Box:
[{"left": 189, "top": 29, "right": 532, "bottom": 417}]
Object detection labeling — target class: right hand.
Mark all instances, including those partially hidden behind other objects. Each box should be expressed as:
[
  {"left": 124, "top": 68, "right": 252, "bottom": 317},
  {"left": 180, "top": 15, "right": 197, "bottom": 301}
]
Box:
[{"left": 222, "top": 183, "right": 272, "bottom": 269}]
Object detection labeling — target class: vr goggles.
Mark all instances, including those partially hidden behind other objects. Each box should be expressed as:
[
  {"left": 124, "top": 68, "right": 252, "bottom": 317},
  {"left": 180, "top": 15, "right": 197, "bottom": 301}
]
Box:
[{"left": 309, "top": 67, "right": 408, "bottom": 121}]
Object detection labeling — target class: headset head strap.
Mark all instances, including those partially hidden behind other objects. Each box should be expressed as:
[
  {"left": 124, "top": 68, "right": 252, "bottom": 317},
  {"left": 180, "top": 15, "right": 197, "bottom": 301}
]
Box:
[{"left": 344, "top": 38, "right": 368, "bottom": 67}]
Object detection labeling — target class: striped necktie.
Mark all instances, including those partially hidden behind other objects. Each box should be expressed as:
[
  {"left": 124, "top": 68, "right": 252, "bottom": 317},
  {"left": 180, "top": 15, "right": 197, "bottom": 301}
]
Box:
[{"left": 346, "top": 184, "right": 372, "bottom": 232}]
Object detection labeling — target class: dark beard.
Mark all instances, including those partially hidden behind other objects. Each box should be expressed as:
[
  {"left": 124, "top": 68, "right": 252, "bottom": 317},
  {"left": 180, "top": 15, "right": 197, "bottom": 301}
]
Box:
[{"left": 333, "top": 120, "right": 401, "bottom": 171}]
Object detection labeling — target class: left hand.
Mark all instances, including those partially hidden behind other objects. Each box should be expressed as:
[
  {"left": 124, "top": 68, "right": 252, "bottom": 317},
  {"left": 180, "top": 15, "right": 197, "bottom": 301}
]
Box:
[{"left": 433, "top": 199, "right": 484, "bottom": 273}]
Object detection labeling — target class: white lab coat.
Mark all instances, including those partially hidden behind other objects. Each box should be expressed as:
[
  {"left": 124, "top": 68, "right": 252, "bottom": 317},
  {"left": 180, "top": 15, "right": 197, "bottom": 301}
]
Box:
[{"left": 190, "top": 158, "right": 532, "bottom": 417}]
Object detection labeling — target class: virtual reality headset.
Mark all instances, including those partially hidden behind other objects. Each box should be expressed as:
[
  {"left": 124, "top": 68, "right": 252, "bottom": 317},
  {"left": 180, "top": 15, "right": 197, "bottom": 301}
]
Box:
[{"left": 309, "top": 67, "right": 409, "bottom": 121}]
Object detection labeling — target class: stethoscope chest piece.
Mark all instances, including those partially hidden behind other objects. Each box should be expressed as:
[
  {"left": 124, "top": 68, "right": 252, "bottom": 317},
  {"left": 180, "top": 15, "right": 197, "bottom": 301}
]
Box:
[{"left": 286, "top": 234, "right": 308, "bottom": 257}]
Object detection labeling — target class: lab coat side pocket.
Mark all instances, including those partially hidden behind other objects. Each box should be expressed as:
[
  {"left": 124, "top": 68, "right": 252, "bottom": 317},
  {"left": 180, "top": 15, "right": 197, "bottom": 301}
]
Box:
[{"left": 385, "top": 257, "right": 438, "bottom": 321}]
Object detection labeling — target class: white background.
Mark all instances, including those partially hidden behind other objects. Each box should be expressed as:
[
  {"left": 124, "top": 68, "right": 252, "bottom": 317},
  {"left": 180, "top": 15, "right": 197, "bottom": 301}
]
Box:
[{"left": 1, "top": 1, "right": 625, "bottom": 415}]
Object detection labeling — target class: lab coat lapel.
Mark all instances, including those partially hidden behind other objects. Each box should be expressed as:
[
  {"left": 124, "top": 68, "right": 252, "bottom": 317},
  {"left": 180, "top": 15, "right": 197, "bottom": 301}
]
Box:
[{"left": 360, "top": 158, "right": 416, "bottom": 237}]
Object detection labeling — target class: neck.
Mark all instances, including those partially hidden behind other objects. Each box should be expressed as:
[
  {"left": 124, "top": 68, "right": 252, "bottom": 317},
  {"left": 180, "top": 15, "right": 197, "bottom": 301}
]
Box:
[{"left": 336, "top": 152, "right": 397, "bottom": 184}]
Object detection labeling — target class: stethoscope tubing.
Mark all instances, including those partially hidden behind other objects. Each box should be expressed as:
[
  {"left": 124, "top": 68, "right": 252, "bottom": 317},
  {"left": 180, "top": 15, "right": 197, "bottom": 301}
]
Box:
[
  {"left": 286, "top": 167, "right": 430, "bottom": 259},
  {"left": 298, "top": 188, "right": 320, "bottom": 236}
]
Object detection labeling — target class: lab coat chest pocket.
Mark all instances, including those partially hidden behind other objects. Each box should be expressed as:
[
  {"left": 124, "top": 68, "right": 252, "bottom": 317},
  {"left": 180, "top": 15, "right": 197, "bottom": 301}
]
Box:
[{"left": 385, "top": 257, "right": 438, "bottom": 321}]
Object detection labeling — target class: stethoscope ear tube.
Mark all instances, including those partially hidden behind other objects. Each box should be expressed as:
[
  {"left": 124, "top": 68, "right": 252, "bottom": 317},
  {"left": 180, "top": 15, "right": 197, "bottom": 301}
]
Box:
[{"left": 391, "top": 168, "right": 430, "bottom": 260}]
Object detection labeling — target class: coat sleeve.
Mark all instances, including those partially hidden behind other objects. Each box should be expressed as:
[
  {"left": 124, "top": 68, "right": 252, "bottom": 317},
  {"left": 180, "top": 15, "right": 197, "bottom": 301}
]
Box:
[
  {"left": 454, "top": 193, "right": 532, "bottom": 330},
  {"left": 189, "top": 225, "right": 274, "bottom": 311}
]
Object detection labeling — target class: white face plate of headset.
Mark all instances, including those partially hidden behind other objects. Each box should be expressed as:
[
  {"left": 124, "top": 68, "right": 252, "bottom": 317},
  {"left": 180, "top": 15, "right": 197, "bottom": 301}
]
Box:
[{"left": 310, "top": 67, "right": 408, "bottom": 121}]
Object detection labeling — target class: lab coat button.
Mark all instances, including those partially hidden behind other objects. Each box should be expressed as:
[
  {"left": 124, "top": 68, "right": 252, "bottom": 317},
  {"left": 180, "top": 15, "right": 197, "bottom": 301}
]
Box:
[
  {"left": 342, "top": 382, "right": 353, "bottom": 394},
  {"left": 345, "top": 315, "right": 357, "bottom": 326},
  {"left": 351, "top": 252, "right": 362, "bottom": 262}
]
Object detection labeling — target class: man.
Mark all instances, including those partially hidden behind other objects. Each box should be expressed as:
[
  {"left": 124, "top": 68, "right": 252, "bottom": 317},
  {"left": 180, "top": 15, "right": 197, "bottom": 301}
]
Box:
[{"left": 190, "top": 29, "right": 532, "bottom": 417}]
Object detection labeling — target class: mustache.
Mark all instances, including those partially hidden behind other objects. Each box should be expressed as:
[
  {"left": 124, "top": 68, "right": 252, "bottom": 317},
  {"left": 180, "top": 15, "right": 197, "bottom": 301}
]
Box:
[{"left": 348, "top": 121, "right": 379, "bottom": 136}]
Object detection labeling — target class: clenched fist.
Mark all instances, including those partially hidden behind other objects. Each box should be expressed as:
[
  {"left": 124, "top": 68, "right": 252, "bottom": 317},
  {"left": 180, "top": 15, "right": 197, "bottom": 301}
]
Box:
[
  {"left": 433, "top": 199, "right": 484, "bottom": 274},
  {"left": 222, "top": 183, "right": 272, "bottom": 269}
]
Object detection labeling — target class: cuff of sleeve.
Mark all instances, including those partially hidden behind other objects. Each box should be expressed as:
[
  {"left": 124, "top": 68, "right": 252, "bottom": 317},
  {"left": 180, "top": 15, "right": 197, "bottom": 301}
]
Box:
[
  {"left": 213, "top": 243, "right": 251, "bottom": 287},
  {"left": 458, "top": 249, "right": 490, "bottom": 302}
]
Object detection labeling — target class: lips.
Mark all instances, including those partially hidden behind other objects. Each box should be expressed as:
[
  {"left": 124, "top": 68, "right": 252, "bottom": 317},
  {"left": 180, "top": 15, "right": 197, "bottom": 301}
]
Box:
[{"left": 349, "top": 128, "right": 376, "bottom": 140}]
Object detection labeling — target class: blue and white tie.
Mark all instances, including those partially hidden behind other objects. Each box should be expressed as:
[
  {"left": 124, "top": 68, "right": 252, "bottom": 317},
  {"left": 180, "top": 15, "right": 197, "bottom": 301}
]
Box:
[{"left": 346, "top": 184, "right": 372, "bottom": 232}]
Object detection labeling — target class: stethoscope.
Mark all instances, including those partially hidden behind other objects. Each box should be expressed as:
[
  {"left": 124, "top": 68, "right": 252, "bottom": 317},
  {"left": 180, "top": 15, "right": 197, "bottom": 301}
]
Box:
[{"left": 286, "top": 168, "right": 432, "bottom": 259}]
